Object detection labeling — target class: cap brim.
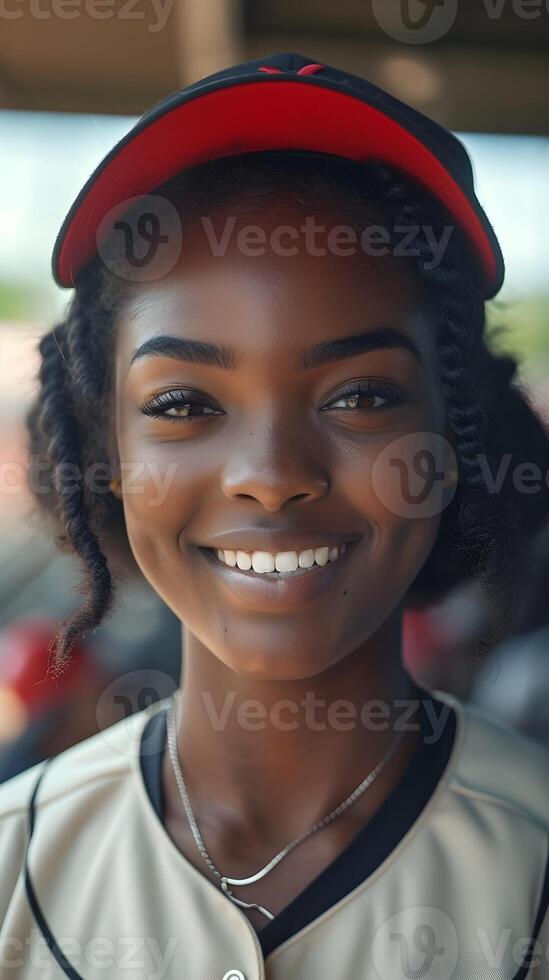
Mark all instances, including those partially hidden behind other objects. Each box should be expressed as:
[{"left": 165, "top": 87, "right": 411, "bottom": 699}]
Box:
[{"left": 52, "top": 77, "right": 504, "bottom": 297}]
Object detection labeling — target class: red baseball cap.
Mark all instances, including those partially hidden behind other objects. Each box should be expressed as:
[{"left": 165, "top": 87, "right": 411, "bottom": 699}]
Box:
[{"left": 52, "top": 50, "right": 505, "bottom": 298}]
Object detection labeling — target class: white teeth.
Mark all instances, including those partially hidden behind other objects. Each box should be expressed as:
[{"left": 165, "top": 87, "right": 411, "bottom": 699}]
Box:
[
  {"left": 236, "top": 550, "right": 252, "bottom": 570},
  {"left": 314, "top": 547, "right": 330, "bottom": 566},
  {"left": 275, "top": 551, "right": 299, "bottom": 572},
  {"left": 213, "top": 542, "right": 348, "bottom": 574},
  {"left": 298, "top": 549, "right": 315, "bottom": 568},
  {"left": 251, "top": 552, "right": 275, "bottom": 573}
]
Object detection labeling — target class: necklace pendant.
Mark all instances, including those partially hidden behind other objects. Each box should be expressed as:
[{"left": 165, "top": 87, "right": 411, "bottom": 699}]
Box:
[{"left": 220, "top": 876, "right": 275, "bottom": 922}]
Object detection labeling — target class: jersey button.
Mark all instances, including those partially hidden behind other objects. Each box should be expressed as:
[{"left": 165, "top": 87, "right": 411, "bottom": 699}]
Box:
[{"left": 222, "top": 972, "right": 246, "bottom": 980}]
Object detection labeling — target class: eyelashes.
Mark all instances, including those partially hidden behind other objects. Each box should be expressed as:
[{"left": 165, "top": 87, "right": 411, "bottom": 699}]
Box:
[
  {"left": 320, "top": 378, "right": 408, "bottom": 414},
  {"left": 139, "top": 378, "right": 409, "bottom": 425},
  {"left": 139, "top": 389, "right": 222, "bottom": 423}
]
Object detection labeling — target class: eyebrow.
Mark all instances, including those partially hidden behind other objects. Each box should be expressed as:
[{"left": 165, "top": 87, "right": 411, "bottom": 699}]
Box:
[
  {"left": 301, "top": 328, "right": 422, "bottom": 369},
  {"left": 129, "top": 327, "right": 422, "bottom": 371},
  {"left": 129, "top": 335, "right": 237, "bottom": 370}
]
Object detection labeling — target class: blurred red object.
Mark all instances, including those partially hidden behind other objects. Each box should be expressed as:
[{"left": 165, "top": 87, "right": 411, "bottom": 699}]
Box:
[
  {"left": 403, "top": 606, "right": 446, "bottom": 674},
  {"left": 0, "top": 618, "right": 106, "bottom": 743}
]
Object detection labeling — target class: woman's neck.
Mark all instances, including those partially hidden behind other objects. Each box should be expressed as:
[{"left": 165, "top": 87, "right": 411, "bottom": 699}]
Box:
[{"left": 162, "top": 611, "right": 423, "bottom": 844}]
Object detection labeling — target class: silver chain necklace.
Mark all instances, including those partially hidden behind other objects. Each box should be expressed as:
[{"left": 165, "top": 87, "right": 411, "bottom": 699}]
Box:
[{"left": 165, "top": 690, "right": 406, "bottom": 922}]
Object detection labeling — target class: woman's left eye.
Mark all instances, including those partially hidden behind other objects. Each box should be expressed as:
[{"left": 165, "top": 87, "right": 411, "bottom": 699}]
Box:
[
  {"left": 322, "top": 379, "right": 407, "bottom": 414},
  {"left": 139, "top": 389, "right": 223, "bottom": 422}
]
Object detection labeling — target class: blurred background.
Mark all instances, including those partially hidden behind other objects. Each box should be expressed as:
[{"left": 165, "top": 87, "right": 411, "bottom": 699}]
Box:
[{"left": 1, "top": 0, "right": 548, "bottom": 778}]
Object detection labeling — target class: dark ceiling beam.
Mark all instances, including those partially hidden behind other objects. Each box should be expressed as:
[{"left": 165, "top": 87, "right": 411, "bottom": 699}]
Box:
[{"left": 0, "top": 12, "right": 547, "bottom": 133}]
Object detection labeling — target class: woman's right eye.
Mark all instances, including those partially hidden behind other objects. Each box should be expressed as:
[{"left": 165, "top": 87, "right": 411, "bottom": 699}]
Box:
[{"left": 139, "top": 389, "right": 223, "bottom": 423}]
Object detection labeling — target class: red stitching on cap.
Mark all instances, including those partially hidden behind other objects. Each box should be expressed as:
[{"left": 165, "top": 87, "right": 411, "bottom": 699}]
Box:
[
  {"left": 258, "top": 64, "right": 325, "bottom": 75},
  {"left": 296, "top": 64, "right": 325, "bottom": 75}
]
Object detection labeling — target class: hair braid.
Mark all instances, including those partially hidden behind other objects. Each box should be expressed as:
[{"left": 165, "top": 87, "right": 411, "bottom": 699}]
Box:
[
  {"left": 27, "top": 283, "right": 117, "bottom": 677},
  {"left": 359, "top": 164, "right": 523, "bottom": 653}
]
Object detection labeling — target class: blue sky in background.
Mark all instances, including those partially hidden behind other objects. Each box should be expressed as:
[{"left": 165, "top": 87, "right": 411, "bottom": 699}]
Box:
[{"left": 0, "top": 110, "right": 547, "bottom": 321}]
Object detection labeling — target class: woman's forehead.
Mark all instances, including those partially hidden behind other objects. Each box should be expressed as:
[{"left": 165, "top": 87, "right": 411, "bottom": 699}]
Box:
[{"left": 114, "top": 220, "right": 430, "bottom": 360}]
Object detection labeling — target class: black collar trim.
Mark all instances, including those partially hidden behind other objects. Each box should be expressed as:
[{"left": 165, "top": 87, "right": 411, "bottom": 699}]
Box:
[{"left": 140, "top": 683, "right": 457, "bottom": 957}]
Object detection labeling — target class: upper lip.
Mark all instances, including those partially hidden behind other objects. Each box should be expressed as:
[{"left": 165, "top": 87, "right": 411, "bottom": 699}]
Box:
[{"left": 197, "top": 529, "right": 361, "bottom": 554}]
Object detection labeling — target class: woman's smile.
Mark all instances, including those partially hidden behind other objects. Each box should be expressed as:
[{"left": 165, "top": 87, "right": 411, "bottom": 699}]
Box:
[
  {"left": 195, "top": 538, "right": 362, "bottom": 612},
  {"left": 214, "top": 541, "right": 347, "bottom": 574}
]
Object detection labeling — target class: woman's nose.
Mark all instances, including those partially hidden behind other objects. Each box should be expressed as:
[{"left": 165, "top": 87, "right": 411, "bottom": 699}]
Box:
[{"left": 220, "top": 424, "right": 329, "bottom": 512}]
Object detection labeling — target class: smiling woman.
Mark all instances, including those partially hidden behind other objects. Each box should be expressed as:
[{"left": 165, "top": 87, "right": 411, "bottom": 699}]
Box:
[{"left": 2, "top": 52, "right": 549, "bottom": 980}]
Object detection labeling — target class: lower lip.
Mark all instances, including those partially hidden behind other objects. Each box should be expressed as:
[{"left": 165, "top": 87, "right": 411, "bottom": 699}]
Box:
[{"left": 197, "top": 541, "right": 360, "bottom": 612}]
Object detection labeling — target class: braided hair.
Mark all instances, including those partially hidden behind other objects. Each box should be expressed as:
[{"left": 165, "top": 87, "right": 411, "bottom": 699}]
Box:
[{"left": 26, "top": 151, "right": 549, "bottom": 678}]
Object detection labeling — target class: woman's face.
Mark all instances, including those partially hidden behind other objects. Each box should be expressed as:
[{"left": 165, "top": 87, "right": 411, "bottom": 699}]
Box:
[{"left": 112, "top": 200, "right": 453, "bottom": 680}]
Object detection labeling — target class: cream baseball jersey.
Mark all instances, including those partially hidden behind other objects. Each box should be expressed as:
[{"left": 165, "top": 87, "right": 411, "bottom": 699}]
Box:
[{"left": 0, "top": 684, "right": 548, "bottom": 980}]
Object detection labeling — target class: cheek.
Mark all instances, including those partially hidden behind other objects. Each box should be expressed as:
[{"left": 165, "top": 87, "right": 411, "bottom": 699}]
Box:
[
  {"left": 343, "top": 427, "right": 449, "bottom": 514},
  {"left": 116, "top": 436, "right": 207, "bottom": 587},
  {"left": 339, "top": 430, "right": 445, "bottom": 585}
]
